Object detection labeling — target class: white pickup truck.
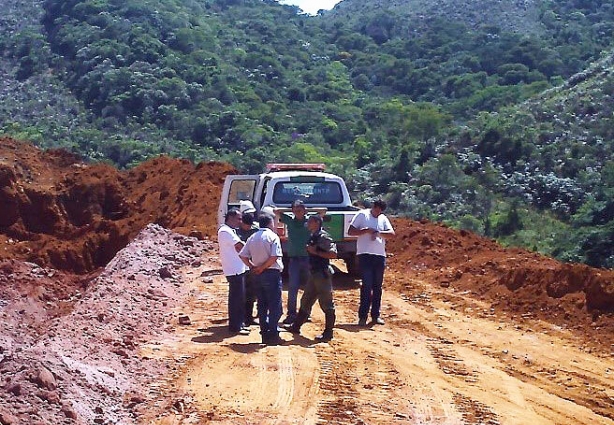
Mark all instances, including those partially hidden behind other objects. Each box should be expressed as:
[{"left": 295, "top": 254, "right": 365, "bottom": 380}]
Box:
[{"left": 217, "top": 163, "right": 360, "bottom": 275}]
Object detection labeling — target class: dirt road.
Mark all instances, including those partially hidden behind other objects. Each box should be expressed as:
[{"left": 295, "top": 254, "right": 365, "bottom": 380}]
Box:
[{"left": 140, "top": 263, "right": 614, "bottom": 425}]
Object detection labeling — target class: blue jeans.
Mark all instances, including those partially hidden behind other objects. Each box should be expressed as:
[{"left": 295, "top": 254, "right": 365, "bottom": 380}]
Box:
[
  {"left": 287, "top": 257, "right": 310, "bottom": 317},
  {"left": 256, "top": 269, "right": 283, "bottom": 337},
  {"left": 358, "top": 254, "right": 386, "bottom": 320},
  {"left": 227, "top": 272, "right": 246, "bottom": 332}
]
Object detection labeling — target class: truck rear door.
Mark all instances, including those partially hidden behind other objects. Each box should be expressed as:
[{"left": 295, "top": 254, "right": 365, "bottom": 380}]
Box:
[{"left": 217, "top": 175, "right": 259, "bottom": 227}]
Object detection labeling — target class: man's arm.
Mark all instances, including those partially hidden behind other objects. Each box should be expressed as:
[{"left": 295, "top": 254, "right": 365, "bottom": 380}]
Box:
[
  {"left": 348, "top": 212, "right": 376, "bottom": 236},
  {"left": 306, "top": 233, "right": 338, "bottom": 259},
  {"left": 253, "top": 255, "right": 280, "bottom": 275},
  {"left": 374, "top": 228, "right": 395, "bottom": 239},
  {"left": 240, "top": 255, "right": 253, "bottom": 269},
  {"left": 348, "top": 225, "right": 378, "bottom": 237},
  {"left": 276, "top": 210, "right": 290, "bottom": 223},
  {"left": 306, "top": 244, "right": 337, "bottom": 259},
  {"left": 220, "top": 229, "right": 245, "bottom": 252},
  {"left": 376, "top": 216, "right": 395, "bottom": 239},
  {"left": 238, "top": 242, "right": 251, "bottom": 267}
]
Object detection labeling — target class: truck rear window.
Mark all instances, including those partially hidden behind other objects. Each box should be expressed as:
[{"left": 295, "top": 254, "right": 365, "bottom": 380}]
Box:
[
  {"left": 272, "top": 181, "right": 343, "bottom": 204},
  {"left": 228, "top": 179, "right": 256, "bottom": 203}
]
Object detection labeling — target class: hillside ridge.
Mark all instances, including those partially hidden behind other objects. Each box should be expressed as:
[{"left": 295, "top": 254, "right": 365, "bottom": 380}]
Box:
[{"left": 330, "top": 0, "right": 543, "bottom": 34}]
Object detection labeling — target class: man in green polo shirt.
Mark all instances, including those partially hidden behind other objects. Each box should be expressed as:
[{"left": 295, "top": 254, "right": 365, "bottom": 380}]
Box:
[{"left": 278, "top": 199, "right": 311, "bottom": 324}]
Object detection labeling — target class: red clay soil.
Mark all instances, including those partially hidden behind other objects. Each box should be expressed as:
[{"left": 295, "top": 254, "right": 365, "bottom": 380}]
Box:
[
  {"left": 1, "top": 137, "right": 614, "bottom": 424},
  {"left": 0, "top": 137, "right": 234, "bottom": 272},
  {"left": 386, "top": 219, "right": 614, "bottom": 349}
]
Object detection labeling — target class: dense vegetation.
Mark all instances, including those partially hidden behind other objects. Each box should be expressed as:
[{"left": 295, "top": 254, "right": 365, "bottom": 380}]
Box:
[{"left": 1, "top": 0, "right": 613, "bottom": 267}]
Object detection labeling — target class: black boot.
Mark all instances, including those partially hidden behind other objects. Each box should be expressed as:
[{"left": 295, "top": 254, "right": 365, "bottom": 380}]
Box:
[
  {"left": 315, "top": 310, "right": 335, "bottom": 342},
  {"left": 267, "top": 332, "right": 283, "bottom": 346},
  {"left": 262, "top": 331, "right": 283, "bottom": 346},
  {"left": 286, "top": 310, "right": 309, "bottom": 334}
]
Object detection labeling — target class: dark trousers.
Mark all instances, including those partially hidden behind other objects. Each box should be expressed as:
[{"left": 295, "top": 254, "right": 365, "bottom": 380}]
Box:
[
  {"left": 299, "top": 270, "right": 335, "bottom": 316},
  {"left": 256, "top": 269, "right": 283, "bottom": 337},
  {"left": 358, "top": 254, "right": 386, "bottom": 320},
  {"left": 244, "top": 272, "right": 257, "bottom": 323},
  {"left": 227, "top": 272, "right": 246, "bottom": 332}
]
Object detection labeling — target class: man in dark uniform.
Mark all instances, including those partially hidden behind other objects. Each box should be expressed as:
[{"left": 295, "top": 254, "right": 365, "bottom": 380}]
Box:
[{"left": 286, "top": 214, "right": 337, "bottom": 342}]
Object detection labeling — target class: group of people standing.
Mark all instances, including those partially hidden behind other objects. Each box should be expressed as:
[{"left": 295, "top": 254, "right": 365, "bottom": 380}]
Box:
[{"left": 217, "top": 198, "right": 394, "bottom": 346}]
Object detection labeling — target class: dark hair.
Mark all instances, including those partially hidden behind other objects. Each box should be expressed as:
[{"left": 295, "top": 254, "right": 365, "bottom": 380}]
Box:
[
  {"left": 258, "top": 213, "right": 274, "bottom": 228},
  {"left": 241, "top": 212, "right": 254, "bottom": 225},
  {"left": 372, "top": 199, "right": 387, "bottom": 211},
  {"left": 225, "top": 208, "right": 241, "bottom": 222},
  {"left": 291, "top": 199, "right": 305, "bottom": 208},
  {"left": 307, "top": 214, "right": 323, "bottom": 227}
]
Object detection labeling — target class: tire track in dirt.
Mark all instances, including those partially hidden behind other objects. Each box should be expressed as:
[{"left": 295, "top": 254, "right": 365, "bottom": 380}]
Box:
[
  {"left": 453, "top": 393, "right": 500, "bottom": 425},
  {"left": 137, "top": 264, "right": 614, "bottom": 425},
  {"left": 427, "top": 337, "right": 478, "bottom": 383},
  {"left": 141, "top": 269, "right": 323, "bottom": 424},
  {"left": 314, "top": 345, "right": 361, "bottom": 424},
  {"left": 272, "top": 350, "right": 295, "bottom": 410},
  {"left": 504, "top": 365, "right": 614, "bottom": 421},
  {"left": 312, "top": 337, "right": 415, "bottom": 424},
  {"left": 387, "top": 278, "right": 614, "bottom": 425},
  {"left": 329, "top": 290, "right": 457, "bottom": 424}
]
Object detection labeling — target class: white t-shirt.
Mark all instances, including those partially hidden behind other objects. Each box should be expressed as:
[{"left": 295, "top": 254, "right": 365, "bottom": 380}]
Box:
[
  {"left": 218, "top": 224, "right": 248, "bottom": 276},
  {"left": 239, "top": 228, "right": 284, "bottom": 271},
  {"left": 349, "top": 209, "right": 393, "bottom": 256}
]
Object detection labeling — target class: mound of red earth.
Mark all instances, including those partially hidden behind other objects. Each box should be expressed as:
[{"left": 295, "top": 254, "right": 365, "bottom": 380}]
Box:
[
  {"left": 387, "top": 219, "right": 614, "bottom": 348},
  {"left": 1, "top": 223, "right": 216, "bottom": 425},
  {"left": 0, "top": 137, "right": 234, "bottom": 273}
]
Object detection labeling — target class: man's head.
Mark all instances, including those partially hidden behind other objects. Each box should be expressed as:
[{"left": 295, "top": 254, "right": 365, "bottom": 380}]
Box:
[
  {"left": 258, "top": 213, "right": 275, "bottom": 230},
  {"left": 241, "top": 212, "right": 254, "bottom": 229},
  {"left": 261, "top": 205, "right": 275, "bottom": 217},
  {"left": 291, "top": 199, "right": 306, "bottom": 219},
  {"left": 370, "top": 199, "right": 387, "bottom": 217},
  {"left": 307, "top": 214, "right": 323, "bottom": 233},
  {"left": 225, "top": 208, "right": 242, "bottom": 228}
]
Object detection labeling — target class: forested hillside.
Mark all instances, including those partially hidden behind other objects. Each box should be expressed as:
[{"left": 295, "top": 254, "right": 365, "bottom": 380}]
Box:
[{"left": 0, "top": 0, "right": 613, "bottom": 267}]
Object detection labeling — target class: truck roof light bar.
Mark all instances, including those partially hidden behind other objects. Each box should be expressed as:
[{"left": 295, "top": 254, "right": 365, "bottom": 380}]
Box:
[{"left": 266, "top": 163, "right": 326, "bottom": 172}]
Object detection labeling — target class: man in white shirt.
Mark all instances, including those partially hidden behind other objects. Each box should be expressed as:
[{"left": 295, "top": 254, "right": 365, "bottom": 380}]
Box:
[
  {"left": 218, "top": 208, "right": 249, "bottom": 335},
  {"left": 348, "top": 199, "right": 395, "bottom": 326},
  {"left": 239, "top": 213, "right": 284, "bottom": 345}
]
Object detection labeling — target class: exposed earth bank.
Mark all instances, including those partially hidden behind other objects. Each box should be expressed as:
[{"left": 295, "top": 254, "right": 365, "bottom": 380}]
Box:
[
  {"left": 0, "top": 137, "right": 233, "bottom": 272},
  {"left": 1, "top": 138, "right": 613, "bottom": 424}
]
